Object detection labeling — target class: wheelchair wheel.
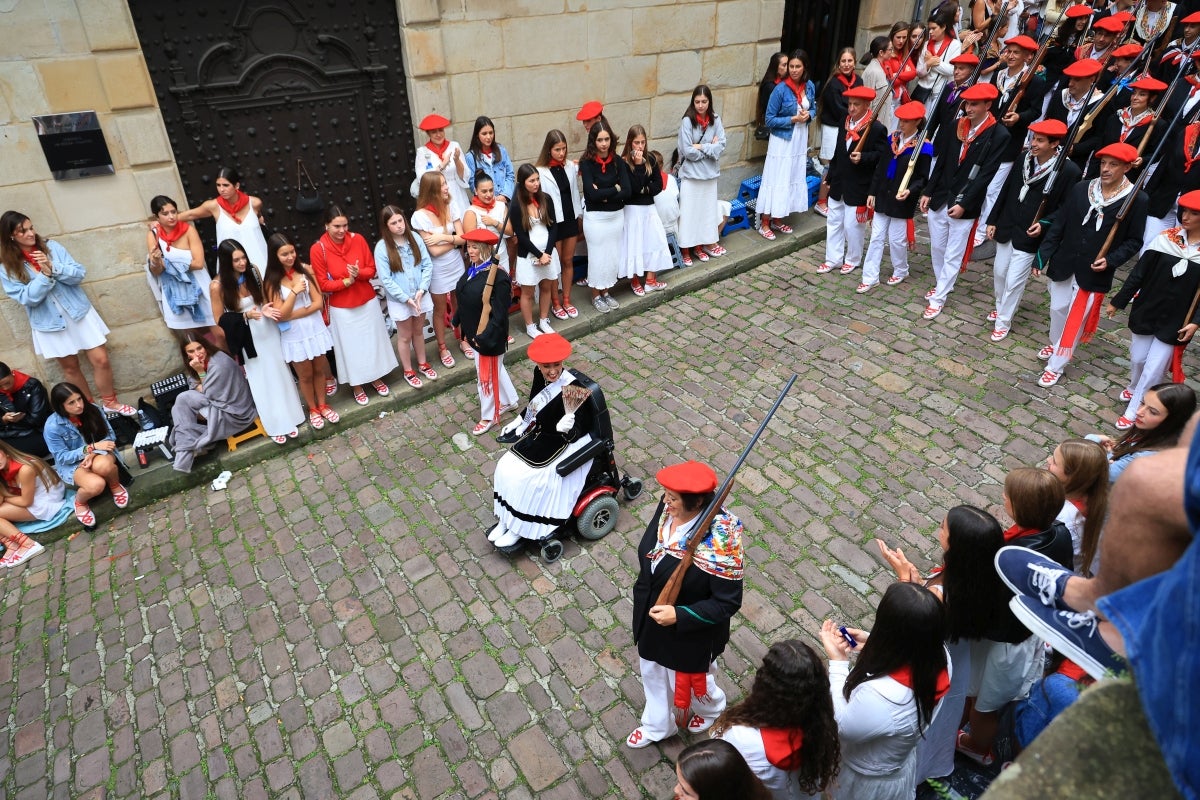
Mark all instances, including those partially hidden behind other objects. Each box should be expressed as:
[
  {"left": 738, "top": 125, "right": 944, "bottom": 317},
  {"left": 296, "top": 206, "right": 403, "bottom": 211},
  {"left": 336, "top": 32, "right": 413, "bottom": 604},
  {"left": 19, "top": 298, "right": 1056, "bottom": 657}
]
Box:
[
  {"left": 622, "top": 477, "right": 643, "bottom": 501},
  {"left": 540, "top": 539, "right": 564, "bottom": 563},
  {"left": 577, "top": 495, "right": 620, "bottom": 540}
]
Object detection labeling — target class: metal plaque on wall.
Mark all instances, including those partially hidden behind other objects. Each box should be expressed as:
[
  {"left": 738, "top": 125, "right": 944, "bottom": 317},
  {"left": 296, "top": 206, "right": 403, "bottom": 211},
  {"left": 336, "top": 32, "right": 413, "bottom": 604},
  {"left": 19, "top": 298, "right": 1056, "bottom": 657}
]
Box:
[{"left": 32, "top": 111, "right": 115, "bottom": 180}]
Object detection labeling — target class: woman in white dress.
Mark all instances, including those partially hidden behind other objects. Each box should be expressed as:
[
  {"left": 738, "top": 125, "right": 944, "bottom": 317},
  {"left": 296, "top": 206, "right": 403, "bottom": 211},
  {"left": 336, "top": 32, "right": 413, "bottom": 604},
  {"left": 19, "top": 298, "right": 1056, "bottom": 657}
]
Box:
[
  {"left": 677, "top": 86, "right": 728, "bottom": 265},
  {"left": 758, "top": 51, "right": 814, "bottom": 239},
  {"left": 210, "top": 239, "right": 304, "bottom": 443},
  {"left": 579, "top": 120, "right": 630, "bottom": 312},
  {"left": 144, "top": 195, "right": 223, "bottom": 348},
  {"left": 411, "top": 172, "right": 470, "bottom": 367},
  {"left": 178, "top": 166, "right": 269, "bottom": 272},
  {"left": 462, "top": 172, "right": 510, "bottom": 274},
  {"left": 506, "top": 164, "right": 561, "bottom": 339},
  {"left": 620, "top": 125, "right": 671, "bottom": 294},
  {"left": 263, "top": 232, "right": 338, "bottom": 431},
  {"left": 0, "top": 211, "right": 136, "bottom": 417},
  {"left": 412, "top": 114, "right": 471, "bottom": 220}
]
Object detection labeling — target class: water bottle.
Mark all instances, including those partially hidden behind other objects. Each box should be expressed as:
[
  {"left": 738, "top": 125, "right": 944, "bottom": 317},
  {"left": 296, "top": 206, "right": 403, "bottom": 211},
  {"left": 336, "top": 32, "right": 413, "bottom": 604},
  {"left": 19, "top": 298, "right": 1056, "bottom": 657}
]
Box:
[{"left": 137, "top": 409, "right": 155, "bottom": 431}]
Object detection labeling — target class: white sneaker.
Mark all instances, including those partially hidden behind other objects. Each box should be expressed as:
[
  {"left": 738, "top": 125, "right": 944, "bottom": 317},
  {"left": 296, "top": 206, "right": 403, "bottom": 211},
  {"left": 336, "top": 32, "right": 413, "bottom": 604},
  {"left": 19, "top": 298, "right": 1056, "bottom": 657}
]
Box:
[
  {"left": 538, "top": 318, "right": 554, "bottom": 334},
  {"left": 603, "top": 294, "right": 620, "bottom": 310},
  {"left": 592, "top": 296, "right": 610, "bottom": 314},
  {"left": 525, "top": 324, "right": 541, "bottom": 339}
]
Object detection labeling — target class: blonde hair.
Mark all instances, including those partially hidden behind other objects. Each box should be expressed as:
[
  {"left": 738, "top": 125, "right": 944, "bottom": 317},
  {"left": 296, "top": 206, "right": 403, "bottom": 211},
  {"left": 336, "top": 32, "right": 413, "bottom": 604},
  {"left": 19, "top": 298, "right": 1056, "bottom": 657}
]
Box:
[{"left": 0, "top": 439, "right": 61, "bottom": 495}]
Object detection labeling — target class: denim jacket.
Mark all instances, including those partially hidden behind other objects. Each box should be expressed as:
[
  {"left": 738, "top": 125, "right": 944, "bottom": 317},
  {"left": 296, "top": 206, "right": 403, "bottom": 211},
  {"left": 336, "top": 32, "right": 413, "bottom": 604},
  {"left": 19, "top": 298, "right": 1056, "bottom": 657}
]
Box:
[
  {"left": 2, "top": 240, "right": 94, "bottom": 332},
  {"left": 465, "top": 145, "right": 516, "bottom": 200},
  {"left": 764, "top": 81, "right": 816, "bottom": 141},
  {"left": 43, "top": 406, "right": 116, "bottom": 485},
  {"left": 374, "top": 237, "right": 433, "bottom": 303}
]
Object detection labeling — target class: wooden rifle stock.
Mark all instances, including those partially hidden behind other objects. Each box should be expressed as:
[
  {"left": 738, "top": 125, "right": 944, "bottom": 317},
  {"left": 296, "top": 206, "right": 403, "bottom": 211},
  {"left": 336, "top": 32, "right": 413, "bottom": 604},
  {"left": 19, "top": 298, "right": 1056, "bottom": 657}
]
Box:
[
  {"left": 1003, "top": 34, "right": 1054, "bottom": 118},
  {"left": 854, "top": 34, "right": 924, "bottom": 154}
]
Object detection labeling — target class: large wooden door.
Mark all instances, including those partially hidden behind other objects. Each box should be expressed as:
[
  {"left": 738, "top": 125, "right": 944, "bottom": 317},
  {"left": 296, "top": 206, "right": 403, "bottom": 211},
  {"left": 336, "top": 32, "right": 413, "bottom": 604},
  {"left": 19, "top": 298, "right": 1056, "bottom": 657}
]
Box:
[
  {"left": 129, "top": 0, "right": 417, "bottom": 264},
  {"left": 782, "top": 0, "right": 862, "bottom": 79}
]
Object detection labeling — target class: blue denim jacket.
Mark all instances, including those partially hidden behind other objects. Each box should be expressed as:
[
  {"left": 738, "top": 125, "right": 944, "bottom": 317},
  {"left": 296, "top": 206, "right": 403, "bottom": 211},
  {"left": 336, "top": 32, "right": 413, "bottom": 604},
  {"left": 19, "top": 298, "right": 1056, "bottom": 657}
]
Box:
[
  {"left": 374, "top": 237, "right": 433, "bottom": 302},
  {"left": 43, "top": 407, "right": 116, "bottom": 485},
  {"left": 465, "top": 145, "right": 516, "bottom": 200},
  {"left": 2, "top": 240, "right": 94, "bottom": 332},
  {"left": 764, "top": 80, "right": 816, "bottom": 141}
]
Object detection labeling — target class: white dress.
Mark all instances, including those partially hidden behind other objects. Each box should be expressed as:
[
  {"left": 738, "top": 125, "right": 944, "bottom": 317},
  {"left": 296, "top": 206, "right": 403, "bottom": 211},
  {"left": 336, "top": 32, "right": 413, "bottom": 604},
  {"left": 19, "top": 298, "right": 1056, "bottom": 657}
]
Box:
[
  {"left": 758, "top": 95, "right": 811, "bottom": 218},
  {"left": 411, "top": 209, "right": 464, "bottom": 295},
  {"left": 30, "top": 303, "right": 109, "bottom": 359},
  {"left": 216, "top": 208, "right": 268, "bottom": 273},
  {"left": 238, "top": 295, "right": 305, "bottom": 436},
  {"left": 278, "top": 282, "right": 333, "bottom": 362},
  {"left": 515, "top": 218, "right": 562, "bottom": 285},
  {"left": 413, "top": 142, "right": 472, "bottom": 220},
  {"left": 146, "top": 232, "right": 216, "bottom": 329}
]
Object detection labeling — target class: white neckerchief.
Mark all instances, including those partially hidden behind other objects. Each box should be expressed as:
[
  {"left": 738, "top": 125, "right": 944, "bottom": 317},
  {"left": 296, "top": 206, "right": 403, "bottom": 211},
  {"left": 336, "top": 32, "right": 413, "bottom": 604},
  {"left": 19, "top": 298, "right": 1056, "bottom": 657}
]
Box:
[
  {"left": 1148, "top": 227, "right": 1200, "bottom": 277},
  {"left": 1019, "top": 151, "right": 1057, "bottom": 201},
  {"left": 996, "top": 66, "right": 1027, "bottom": 101},
  {"left": 1082, "top": 177, "right": 1134, "bottom": 231}
]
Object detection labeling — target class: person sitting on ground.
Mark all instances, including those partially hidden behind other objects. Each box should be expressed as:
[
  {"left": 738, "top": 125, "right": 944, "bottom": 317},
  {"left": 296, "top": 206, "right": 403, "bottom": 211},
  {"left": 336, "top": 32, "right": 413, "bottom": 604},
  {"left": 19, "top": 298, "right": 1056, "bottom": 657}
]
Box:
[
  {"left": 1000, "top": 466, "right": 1073, "bottom": 570},
  {"left": 0, "top": 440, "right": 59, "bottom": 567},
  {"left": 0, "top": 361, "right": 51, "bottom": 459},
  {"left": 711, "top": 638, "right": 841, "bottom": 799},
  {"left": 1089, "top": 382, "right": 1196, "bottom": 483},
  {"left": 673, "top": 738, "right": 773, "bottom": 800},
  {"left": 1046, "top": 438, "right": 1110, "bottom": 576},
  {"left": 43, "top": 381, "right": 128, "bottom": 529},
  {"left": 168, "top": 335, "right": 257, "bottom": 474}
]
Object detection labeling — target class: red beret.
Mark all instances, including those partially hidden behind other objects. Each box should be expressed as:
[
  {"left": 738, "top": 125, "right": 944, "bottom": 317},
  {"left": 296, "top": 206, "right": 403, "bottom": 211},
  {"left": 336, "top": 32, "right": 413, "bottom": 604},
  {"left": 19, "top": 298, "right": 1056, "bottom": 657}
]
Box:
[
  {"left": 950, "top": 53, "right": 981, "bottom": 66},
  {"left": 843, "top": 85, "right": 876, "bottom": 100},
  {"left": 462, "top": 228, "right": 499, "bottom": 245},
  {"left": 1028, "top": 119, "right": 1069, "bottom": 138},
  {"left": 419, "top": 114, "right": 451, "bottom": 131},
  {"left": 1064, "top": 4, "right": 1094, "bottom": 18},
  {"left": 1183, "top": 11, "right": 1200, "bottom": 23},
  {"left": 527, "top": 332, "right": 572, "bottom": 363},
  {"left": 895, "top": 101, "right": 926, "bottom": 120},
  {"left": 1096, "top": 142, "right": 1138, "bottom": 163},
  {"left": 959, "top": 82, "right": 999, "bottom": 102},
  {"left": 1004, "top": 35, "right": 1039, "bottom": 51},
  {"left": 1092, "top": 16, "right": 1125, "bottom": 32},
  {"left": 1110, "top": 11, "right": 1136, "bottom": 23},
  {"left": 1111, "top": 43, "right": 1144, "bottom": 58},
  {"left": 1179, "top": 190, "right": 1200, "bottom": 211},
  {"left": 1129, "top": 76, "right": 1168, "bottom": 92},
  {"left": 1063, "top": 58, "right": 1103, "bottom": 78},
  {"left": 576, "top": 101, "right": 604, "bottom": 121},
  {"left": 656, "top": 461, "right": 718, "bottom": 494}
]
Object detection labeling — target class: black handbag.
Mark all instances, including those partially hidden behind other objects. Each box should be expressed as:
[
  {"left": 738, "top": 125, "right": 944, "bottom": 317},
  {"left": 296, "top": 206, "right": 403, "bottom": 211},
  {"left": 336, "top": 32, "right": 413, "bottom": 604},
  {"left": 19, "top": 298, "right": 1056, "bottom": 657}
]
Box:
[{"left": 295, "top": 158, "right": 323, "bottom": 213}]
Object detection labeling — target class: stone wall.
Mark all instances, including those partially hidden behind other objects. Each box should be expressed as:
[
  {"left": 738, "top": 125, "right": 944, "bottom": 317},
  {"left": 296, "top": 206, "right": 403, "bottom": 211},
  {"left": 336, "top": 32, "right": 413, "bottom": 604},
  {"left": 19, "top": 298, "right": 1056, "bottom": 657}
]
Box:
[
  {"left": 397, "top": 0, "right": 786, "bottom": 190},
  {"left": 0, "top": 0, "right": 185, "bottom": 396}
]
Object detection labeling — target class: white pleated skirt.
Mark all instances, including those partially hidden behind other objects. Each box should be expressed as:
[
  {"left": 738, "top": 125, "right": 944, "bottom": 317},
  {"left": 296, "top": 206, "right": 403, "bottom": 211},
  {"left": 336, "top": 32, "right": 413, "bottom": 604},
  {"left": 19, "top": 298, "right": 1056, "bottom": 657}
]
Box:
[
  {"left": 493, "top": 436, "right": 594, "bottom": 542},
  {"left": 620, "top": 204, "right": 672, "bottom": 278},
  {"left": 583, "top": 209, "right": 624, "bottom": 291},
  {"left": 328, "top": 302, "right": 398, "bottom": 386},
  {"left": 677, "top": 178, "right": 719, "bottom": 248}
]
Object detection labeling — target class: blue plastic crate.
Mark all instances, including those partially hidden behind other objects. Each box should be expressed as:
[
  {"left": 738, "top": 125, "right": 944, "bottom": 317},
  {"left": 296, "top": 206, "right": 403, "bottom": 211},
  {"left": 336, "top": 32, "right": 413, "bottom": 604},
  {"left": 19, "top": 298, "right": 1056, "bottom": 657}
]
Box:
[
  {"left": 738, "top": 175, "right": 762, "bottom": 203},
  {"left": 725, "top": 198, "right": 753, "bottom": 232},
  {"left": 807, "top": 175, "right": 821, "bottom": 207}
]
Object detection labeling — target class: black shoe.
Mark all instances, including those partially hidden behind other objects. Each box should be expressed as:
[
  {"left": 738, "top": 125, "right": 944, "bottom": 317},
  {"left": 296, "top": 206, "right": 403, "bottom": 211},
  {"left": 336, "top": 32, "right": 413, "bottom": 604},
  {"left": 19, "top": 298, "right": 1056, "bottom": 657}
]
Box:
[
  {"left": 496, "top": 541, "right": 524, "bottom": 555},
  {"left": 496, "top": 430, "right": 520, "bottom": 444}
]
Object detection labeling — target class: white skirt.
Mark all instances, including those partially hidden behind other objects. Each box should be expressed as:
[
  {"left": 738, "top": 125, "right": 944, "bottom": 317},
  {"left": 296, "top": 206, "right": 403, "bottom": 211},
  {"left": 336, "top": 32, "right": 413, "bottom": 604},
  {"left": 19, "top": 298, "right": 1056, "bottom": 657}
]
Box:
[
  {"left": 819, "top": 123, "right": 838, "bottom": 161},
  {"left": 429, "top": 249, "right": 465, "bottom": 295},
  {"left": 493, "top": 436, "right": 594, "bottom": 542},
  {"left": 583, "top": 209, "right": 624, "bottom": 291},
  {"left": 620, "top": 204, "right": 672, "bottom": 278},
  {"left": 279, "top": 287, "right": 334, "bottom": 362},
  {"left": 677, "top": 178, "right": 720, "bottom": 248},
  {"left": 25, "top": 479, "right": 67, "bottom": 521},
  {"left": 515, "top": 219, "right": 562, "bottom": 285},
  {"left": 241, "top": 298, "right": 305, "bottom": 437},
  {"left": 386, "top": 291, "right": 434, "bottom": 323},
  {"left": 31, "top": 304, "right": 109, "bottom": 359},
  {"left": 328, "top": 301, "right": 399, "bottom": 386},
  {"left": 757, "top": 124, "right": 810, "bottom": 218}
]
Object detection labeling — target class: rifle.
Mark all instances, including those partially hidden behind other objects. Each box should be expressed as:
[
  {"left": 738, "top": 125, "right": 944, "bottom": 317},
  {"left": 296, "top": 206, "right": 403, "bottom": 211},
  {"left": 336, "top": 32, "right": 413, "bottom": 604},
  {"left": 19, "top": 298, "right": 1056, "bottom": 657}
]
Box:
[
  {"left": 967, "top": 2, "right": 1013, "bottom": 84},
  {"left": 475, "top": 195, "right": 519, "bottom": 337},
  {"left": 897, "top": 76, "right": 951, "bottom": 195},
  {"left": 855, "top": 23, "right": 925, "bottom": 154}
]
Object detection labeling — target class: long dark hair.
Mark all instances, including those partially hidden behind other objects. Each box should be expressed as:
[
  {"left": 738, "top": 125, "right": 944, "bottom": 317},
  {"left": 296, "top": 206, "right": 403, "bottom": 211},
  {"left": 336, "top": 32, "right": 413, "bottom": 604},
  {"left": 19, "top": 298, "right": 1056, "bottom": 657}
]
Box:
[
  {"left": 1112, "top": 383, "right": 1197, "bottom": 458},
  {"left": 467, "top": 116, "right": 502, "bottom": 163},
  {"left": 583, "top": 119, "right": 619, "bottom": 161},
  {"left": 712, "top": 639, "right": 840, "bottom": 794},
  {"left": 536, "top": 129, "right": 569, "bottom": 167},
  {"left": 215, "top": 166, "right": 241, "bottom": 186},
  {"left": 864, "top": 34, "right": 890, "bottom": 64},
  {"left": 845, "top": 582, "right": 947, "bottom": 730},
  {"left": 620, "top": 125, "right": 657, "bottom": 177},
  {"left": 377, "top": 205, "right": 422, "bottom": 273},
  {"left": 178, "top": 334, "right": 221, "bottom": 381},
  {"left": 757, "top": 52, "right": 789, "bottom": 123},
  {"left": 0, "top": 210, "right": 46, "bottom": 283},
  {"left": 215, "top": 238, "right": 264, "bottom": 313},
  {"left": 513, "top": 163, "right": 551, "bottom": 230},
  {"left": 262, "top": 232, "right": 314, "bottom": 302},
  {"left": 683, "top": 84, "right": 717, "bottom": 124},
  {"left": 939, "top": 505, "right": 1012, "bottom": 642},
  {"left": 675, "top": 739, "right": 772, "bottom": 800},
  {"left": 49, "top": 382, "right": 109, "bottom": 442}
]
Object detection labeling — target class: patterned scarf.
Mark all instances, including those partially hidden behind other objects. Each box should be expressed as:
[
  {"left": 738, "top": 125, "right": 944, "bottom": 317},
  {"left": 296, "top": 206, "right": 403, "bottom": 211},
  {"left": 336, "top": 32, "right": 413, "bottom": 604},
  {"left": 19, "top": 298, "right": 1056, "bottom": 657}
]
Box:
[
  {"left": 1019, "top": 151, "right": 1058, "bottom": 201},
  {"left": 1135, "top": 3, "right": 1174, "bottom": 41},
  {"left": 1082, "top": 177, "right": 1134, "bottom": 231},
  {"left": 1117, "top": 107, "right": 1154, "bottom": 141},
  {"left": 1186, "top": 122, "right": 1200, "bottom": 172},
  {"left": 957, "top": 114, "right": 996, "bottom": 164},
  {"left": 844, "top": 113, "right": 871, "bottom": 145},
  {"left": 646, "top": 508, "right": 744, "bottom": 580},
  {"left": 886, "top": 132, "right": 933, "bottom": 180},
  {"left": 1148, "top": 227, "right": 1200, "bottom": 277},
  {"left": 995, "top": 66, "right": 1027, "bottom": 103}
]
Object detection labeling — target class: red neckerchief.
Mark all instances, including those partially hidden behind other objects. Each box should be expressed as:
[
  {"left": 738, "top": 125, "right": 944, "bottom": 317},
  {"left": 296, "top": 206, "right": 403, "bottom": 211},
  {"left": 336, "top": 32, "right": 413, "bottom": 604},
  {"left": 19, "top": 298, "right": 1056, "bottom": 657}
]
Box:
[
  {"left": 774, "top": 76, "right": 784, "bottom": 85},
  {"left": 1057, "top": 659, "right": 1092, "bottom": 683},
  {"left": 20, "top": 249, "right": 41, "bottom": 272},
  {"left": 423, "top": 203, "right": 440, "bottom": 218},
  {"left": 0, "top": 371, "right": 28, "bottom": 398},
  {"left": 473, "top": 196, "right": 495, "bottom": 212},
  {"left": 1, "top": 459, "right": 21, "bottom": 493},
  {"left": 660, "top": 170, "right": 669, "bottom": 191},
  {"left": 957, "top": 114, "right": 997, "bottom": 163},
  {"left": 1186, "top": 123, "right": 1200, "bottom": 173},
  {"left": 1117, "top": 107, "right": 1154, "bottom": 141},
  {"left": 479, "top": 145, "right": 493, "bottom": 156},
  {"left": 844, "top": 113, "right": 870, "bottom": 143},
  {"left": 529, "top": 197, "right": 540, "bottom": 214},
  {"left": 155, "top": 222, "right": 190, "bottom": 251},
  {"left": 68, "top": 416, "right": 82, "bottom": 429},
  {"left": 785, "top": 77, "right": 807, "bottom": 105},
  {"left": 284, "top": 268, "right": 296, "bottom": 281},
  {"left": 836, "top": 72, "right": 856, "bottom": 90},
  {"left": 426, "top": 138, "right": 451, "bottom": 159},
  {"left": 927, "top": 35, "right": 954, "bottom": 60},
  {"left": 215, "top": 190, "right": 249, "bottom": 218},
  {"left": 549, "top": 158, "right": 566, "bottom": 168},
  {"left": 889, "top": 665, "right": 951, "bottom": 701},
  {"left": 1004, "top": 524, "right": 1041, "bottom": 543},
  {"left": 594, "top": 153, "right": 614, "bottom": 173},
  {"left": 1069, "top": 497, "right": 1088, "bottom": 515},
  {"left": 695, "top": 114, "right": 712, "bottom": 133},
  {"left": 1188, "top": 75, "right": 1200, "bottom": 96}
]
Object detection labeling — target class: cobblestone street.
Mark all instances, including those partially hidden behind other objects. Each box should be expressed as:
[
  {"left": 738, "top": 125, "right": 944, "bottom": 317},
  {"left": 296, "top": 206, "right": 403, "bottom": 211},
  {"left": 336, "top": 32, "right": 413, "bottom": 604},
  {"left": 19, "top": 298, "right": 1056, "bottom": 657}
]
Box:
[{"left": 0, "top": 233, "right": 1153, "bottom": 800}]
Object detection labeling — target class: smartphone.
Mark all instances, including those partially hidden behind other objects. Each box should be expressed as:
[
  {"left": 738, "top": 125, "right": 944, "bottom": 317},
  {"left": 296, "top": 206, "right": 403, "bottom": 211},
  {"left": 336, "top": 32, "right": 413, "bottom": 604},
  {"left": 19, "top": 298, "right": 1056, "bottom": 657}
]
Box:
[{"left": 838, "top": 625, "right": 858, "bottom": 649}]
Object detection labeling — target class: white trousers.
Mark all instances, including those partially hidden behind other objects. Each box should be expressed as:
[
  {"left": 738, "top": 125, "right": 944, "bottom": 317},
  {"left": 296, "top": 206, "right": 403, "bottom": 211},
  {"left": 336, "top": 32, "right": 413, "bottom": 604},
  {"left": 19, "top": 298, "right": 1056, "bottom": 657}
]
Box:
[
  {"left": 1124, "top": 335, "right": 1176, "bottom": 419},
  {"left": 862, "top": 212, "right": 910, "bottom": 285},
  {"left": 1046, "top": 278, "right": 1104, "bottom": 373},
  {"left": 927, "top": 207, "right": 977, "bottom": 308},
  {"left": 1140, "top": 211, "right": 1178, "bottom": 256},
  {"left": 637, "top": 658, "right": 727, "bottom": 741},
  {"left": 992, "top": 243, "right": 1036, "bottom": 332},
  {"left": 824, "top": 198, "right": 867, "bottom": 269},
  {"left": 477, "top": 353, "right": 518, "bottom": 421},
  {"left": 976, "top": 162, "right": 1014, "bottom": 244}
]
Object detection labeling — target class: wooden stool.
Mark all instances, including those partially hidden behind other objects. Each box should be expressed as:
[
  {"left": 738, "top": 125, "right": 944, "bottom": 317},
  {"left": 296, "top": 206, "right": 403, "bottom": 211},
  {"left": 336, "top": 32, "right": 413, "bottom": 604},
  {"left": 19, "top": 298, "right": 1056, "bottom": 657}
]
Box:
[{"left": 226, "top": 417, "right": 267, "bottom": 451}]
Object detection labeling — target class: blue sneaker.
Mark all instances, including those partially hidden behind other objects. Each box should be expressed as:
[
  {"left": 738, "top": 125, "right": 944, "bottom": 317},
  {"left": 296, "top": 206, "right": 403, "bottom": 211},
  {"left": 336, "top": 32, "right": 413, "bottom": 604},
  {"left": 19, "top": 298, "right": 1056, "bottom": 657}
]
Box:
[
  {"left": 1009, "top": 596, "right": 1125, "bottom": 680},
  {"left": 996, "top": 545, "right": 1074, "bottom": 609}
]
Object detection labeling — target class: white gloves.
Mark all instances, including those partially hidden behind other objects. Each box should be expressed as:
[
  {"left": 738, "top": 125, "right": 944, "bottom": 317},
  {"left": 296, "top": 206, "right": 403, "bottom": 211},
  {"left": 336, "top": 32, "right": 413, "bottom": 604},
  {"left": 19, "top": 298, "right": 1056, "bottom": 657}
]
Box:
[
  {"left": 501, "top": 417, "right": 522, "bottom": 436},
  {"left": 556, "top": 413, "right": 575, "bottom": 434}
]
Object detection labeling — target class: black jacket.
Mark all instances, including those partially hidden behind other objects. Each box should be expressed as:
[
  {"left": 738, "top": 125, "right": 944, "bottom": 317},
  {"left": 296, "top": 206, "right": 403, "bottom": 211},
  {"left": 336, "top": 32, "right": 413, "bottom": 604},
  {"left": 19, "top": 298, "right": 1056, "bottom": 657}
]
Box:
[
  {"left": 1110, "top": 241, "right": 1200, "bottom": 343},
  {"left": 992, "top": 71, "right": 1048, "bottom": 163},
  {"left": 0, "top": 372, "right": 50, "bottom": 442},
  {"left": 1038, "top": 180, "right": 1148, "bottom": 291},
  {"left": 510, "top": 197, "right": 558, "bottom": 260},
  {"left": 825, "top": 118, "right": 888, "bottom": 206},
  {"left": 1145, "top": 123, "right": 1200, "bottom": 218},
  {"left": 1045, "top": 89, "right": 1111, "bottom": 170},
  {"left": 869, "top": 135, "right": 931, "bottom": 219},
  {"left": 818, "top": 74, "right": 863, "bottom": 127},
  {"left": 580, "top": 157, "right": 631, "bottom": 213},
  {"left": 1011, "top": 521, "right": 1074, "bottom": 573},
  {"left": 508, "top": 370, "right": 594, "bottom": 468},
  {"left": 988, "top": 155, "right": 1081, "bottom": 252},
  {"left": 923, "top": 120, "right": 1010, "bottom": 217},
  {"left": 452, "top": 263, "right": 511, "bottom": 357}
]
